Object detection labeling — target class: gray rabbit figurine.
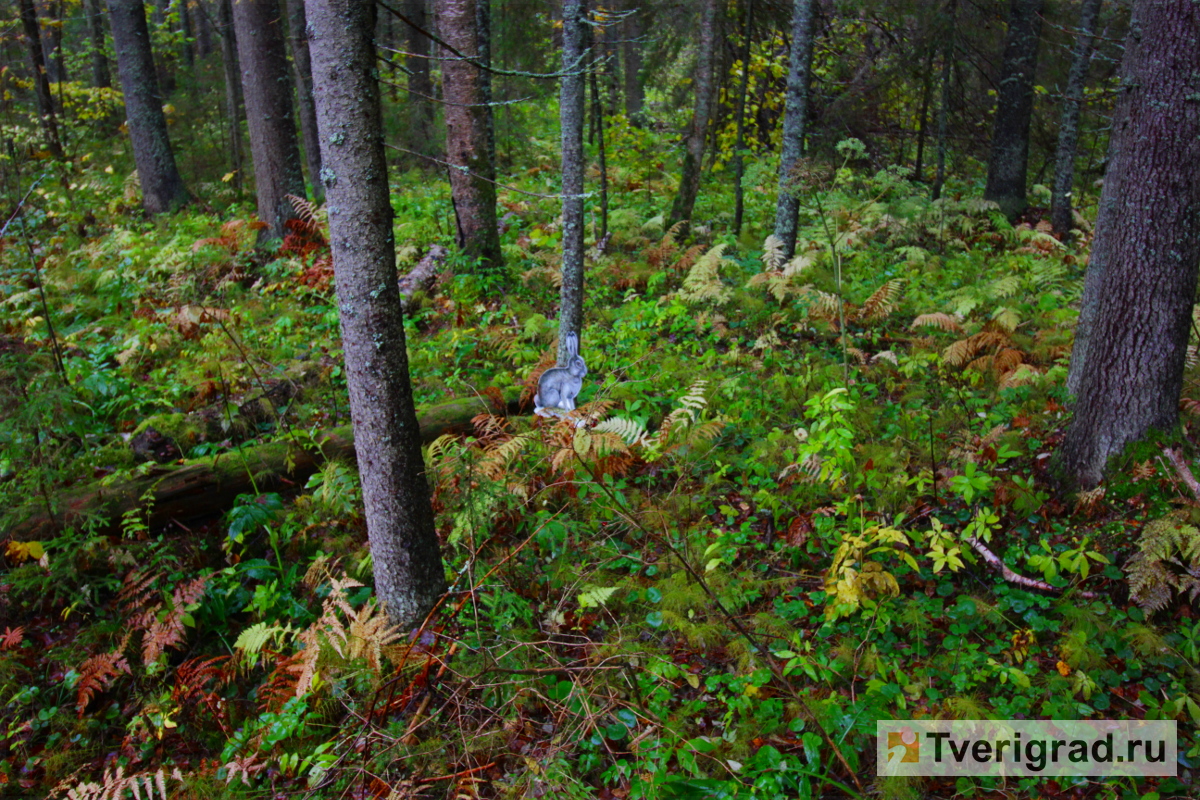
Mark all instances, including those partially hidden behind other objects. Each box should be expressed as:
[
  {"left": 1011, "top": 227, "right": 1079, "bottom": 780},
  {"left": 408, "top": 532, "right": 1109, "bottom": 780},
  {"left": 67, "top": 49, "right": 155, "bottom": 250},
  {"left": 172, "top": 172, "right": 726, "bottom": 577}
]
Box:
[{"left": 535, "top": 331, "right": 587, "bottom": 414}]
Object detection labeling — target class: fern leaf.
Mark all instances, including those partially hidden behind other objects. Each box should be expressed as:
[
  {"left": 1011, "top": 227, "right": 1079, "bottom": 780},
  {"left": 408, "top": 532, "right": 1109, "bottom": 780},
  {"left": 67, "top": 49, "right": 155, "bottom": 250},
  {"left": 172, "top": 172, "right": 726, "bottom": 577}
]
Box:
[
  {"left": 593, "top": 416, "right": 649, "bottom": 446},
  {"left": 761, "top": 234, "right": 784, "bottom": 271},
  {"left": 76, "top": 652, "right": 131, "bottom": 714},
  {"left": 856, "top": 279, "right": 904, "bottom": 322}
]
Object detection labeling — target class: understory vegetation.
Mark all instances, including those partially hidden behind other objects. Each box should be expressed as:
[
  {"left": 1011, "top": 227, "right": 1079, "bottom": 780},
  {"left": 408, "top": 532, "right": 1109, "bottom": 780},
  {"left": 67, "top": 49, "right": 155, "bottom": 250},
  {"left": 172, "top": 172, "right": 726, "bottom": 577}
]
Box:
[{"left": 2, "top": 103, "right": 1199, "bottom": 800}]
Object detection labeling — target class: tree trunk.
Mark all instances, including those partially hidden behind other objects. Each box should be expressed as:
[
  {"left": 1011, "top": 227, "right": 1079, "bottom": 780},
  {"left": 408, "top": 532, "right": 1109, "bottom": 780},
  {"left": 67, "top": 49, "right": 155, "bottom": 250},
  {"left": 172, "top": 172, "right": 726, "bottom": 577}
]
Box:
[
  {"left": 931, "top": 0, "right": 956, "bottom": 201},
  {"left": 195, "top": 0, "right": 214, "bottom": 59},
  {"left": 772, "top": 0, "right": 815, "bottom": 259},
  {"left": 732, "top": 0, "right": 754, "bottom": 236},
  {"left": 179, "top": 0, "right": 194, "bottom": 68},
  {"left": 1060, "top": 0, "right": 1200, "bottom": 489},
  {"left": 621, "top": 0, "right": 644, "bottom": 123},
  {"left": 150, "top": 0, "right": 176, "bottom": 94},
  {"left": 17, "top": 0, "right": 63, "bottom": 158},
  {"left": 85, "top": 0, "right": 111, "bottom": 89},
  {"left": 983, "top": 0, "right": 1044, "bottom": 222},
  {"left": 37, "top": 0, "right": 66, "bottom": 86},
  {"left": 106, "top": 0, "right": 191, "bottom": 213},
  {"left": 307, "top": 0, "right": 447, "bottom": 627},
  {"left": 216, "top": 0, "right": 244, "bottom": 195},
  {"left": 913, "top": 44, "right": 934, "bottom": 182},
  {"left": 668, "top": 0, "right": 718, "bottom": 228},
  {"left": 589, "top": 30, "right": 608, "bottom": 243},
  {"left": 558, "top": 0, "right": 586, "bottom": 364},
  {"left": 438, "top": 0, "right": 503, "bottom": 272},
  {"left": 231, "top": 0, "right": 306, "bottom": 243},
  {"left": 285, "top": 0, "right": 323, "bottom": 203},
  {"left": 1049, "top": 0, "right": 1102, "bottom": 242},
  {"left": 7, "top": 390, "right": 524, "bottom": 540},
  {"left": 476, "top": 0, "right": 496, "bottom": 173},
  {"left": 403, "top": 0, "right": 437, "bottom": 165}
]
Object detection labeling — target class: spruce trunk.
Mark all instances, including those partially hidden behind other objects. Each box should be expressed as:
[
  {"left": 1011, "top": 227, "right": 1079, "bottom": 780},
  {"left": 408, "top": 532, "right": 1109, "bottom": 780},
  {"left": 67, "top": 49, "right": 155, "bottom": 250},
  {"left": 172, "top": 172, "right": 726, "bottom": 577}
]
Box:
[
  {"left": 1061, "top": 0, "right": 1200, "bottom": 488},
  {"left": 307, "top": 0, "right": 446, "bottom": 626}
]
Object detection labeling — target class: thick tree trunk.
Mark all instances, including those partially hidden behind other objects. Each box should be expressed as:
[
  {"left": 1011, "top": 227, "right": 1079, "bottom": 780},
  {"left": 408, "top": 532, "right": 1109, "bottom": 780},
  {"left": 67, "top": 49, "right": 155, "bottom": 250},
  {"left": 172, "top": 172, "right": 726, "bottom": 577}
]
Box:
[
  {"left": 216, "top": 0, "right": 244, "bottom": 195},
  {"left": 668, "top": 0, "right": 718, "bottom": 228},
  {"left": 195, "top": 0, "right": 214, "bottom": 58},
  {"left": 107, "top": 0, "right": 191, "bottom": 213},
  {"left": 232, "top": 0, "right": 306, "bottom": 243},
  {"left": 772, "top": 0, "right": 815, "bottom": 259},
  {"left": 438, "top": 0, "right": 503, "bottom": 272},
  {"left": 1061, "top": 0, "right": 1200, "bottom": 489},
  {"left": 558, "top": 0, "right": 586, "bottom": 363},
  {"left": 983, "top": 0, "right": 1044, "bottom": 222},
  {"left": 732, "top": 0, "right": 754, "bottom": 236},
  {"left": 85, "top": 0, "right": 111, "bottom": 89},
  {"left": 285, "top": 0, "right": 323, "bottom": 203},
  {"left": 1049, "top": 0, "right": 1102, "bottom": 242},
  {"left": 8, "top": 391, "right": 523, "bottom": 540},
  {"left": 403, "top": 0, "right": 437, "bottom": 164},
  {"left": 931, "top": 0, "right": 956, "bottom": 201},
  {"left": 17, "top": 0, "right": 63, "bottom": 158},
  {"left": 621, "top": 0, "right": 644, "bottom": 123},
  {"left": 307, "top": 0, "right": 447, "bottom": 627}
]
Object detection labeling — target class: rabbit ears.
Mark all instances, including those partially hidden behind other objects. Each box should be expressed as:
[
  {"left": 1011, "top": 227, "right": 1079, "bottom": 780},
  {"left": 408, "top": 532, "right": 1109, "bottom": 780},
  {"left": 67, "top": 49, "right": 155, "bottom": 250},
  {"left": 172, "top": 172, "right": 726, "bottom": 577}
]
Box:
[{"left": 562, "top": 330, "right": 579, "bottom": 358}]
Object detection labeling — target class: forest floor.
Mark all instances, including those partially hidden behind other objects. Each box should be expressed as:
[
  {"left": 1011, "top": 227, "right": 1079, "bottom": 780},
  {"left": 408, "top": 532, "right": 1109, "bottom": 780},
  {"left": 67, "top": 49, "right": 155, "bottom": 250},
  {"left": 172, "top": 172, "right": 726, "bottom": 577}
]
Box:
[{"left": 2, "top": 124, "right": 1198, "bottom": 799}]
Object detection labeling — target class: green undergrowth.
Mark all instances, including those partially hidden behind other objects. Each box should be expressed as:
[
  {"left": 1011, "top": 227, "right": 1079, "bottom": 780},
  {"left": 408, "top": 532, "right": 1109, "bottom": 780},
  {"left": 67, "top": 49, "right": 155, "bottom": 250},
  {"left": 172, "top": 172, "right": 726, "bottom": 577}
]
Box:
[{"left": 2, "top": 137, "right": 1198, "bottom": 800}]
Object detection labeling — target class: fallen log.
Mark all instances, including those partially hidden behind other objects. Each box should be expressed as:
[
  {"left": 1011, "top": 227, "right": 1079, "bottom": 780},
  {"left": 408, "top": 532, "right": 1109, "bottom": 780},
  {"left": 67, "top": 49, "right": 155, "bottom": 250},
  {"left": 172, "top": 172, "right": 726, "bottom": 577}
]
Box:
[
  {"left": 6, "top": 388, "right": 526, "bottom": 539},
  {"left": 399, "top": 244, "right": 448, "bottom": 313}
]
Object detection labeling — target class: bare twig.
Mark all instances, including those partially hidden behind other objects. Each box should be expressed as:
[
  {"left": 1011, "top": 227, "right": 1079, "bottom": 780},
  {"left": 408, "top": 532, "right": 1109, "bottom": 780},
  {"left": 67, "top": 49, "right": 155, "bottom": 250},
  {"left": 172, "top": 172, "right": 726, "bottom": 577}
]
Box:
[
  {"left": 1164, "top": 447, "right": 1200, "bottom": 501},
  {"left": 966, "top": 536, "right": 1100, "bottom": 599}
]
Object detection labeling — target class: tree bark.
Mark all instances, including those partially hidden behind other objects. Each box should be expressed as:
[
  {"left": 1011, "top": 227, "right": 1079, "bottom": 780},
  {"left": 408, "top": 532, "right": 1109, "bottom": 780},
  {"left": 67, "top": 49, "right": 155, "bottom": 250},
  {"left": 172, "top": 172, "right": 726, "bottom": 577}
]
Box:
[
  {"left": 7, "top": 390, "right": 524, "bottom": 540},
  {"left": 438, "top": 0, "right": 503, "bottom": 272},
  {"left": 588, "top": 27, "right": 608, "bottom": 243},
  {"left": 621, "top": 0, "right": 644, "bottom": 123},
  {"left": 232, "top": 0, "right": 306, "bottom": 244},
  {"left": 307, "top": 0, "right": 447, "bottom": 627},
  {"left": 17, "top": 0, "right": 63, "bottom": 158},
  {"left": 732, "top": 0, "right": 754, "bottom": 236},
  {"left": 1060, "top": 0, "right": 1200, "bottom": 489},
  {"left": 216, "top": 0, "right": 245, "bottom": 195},
  {"left": 37, "top": 0, "right": 66, "bottom": 86},
  {"left": 476, "top": 0, "right": 496, "bottom": 172},
  {"left": 285, "top": 0, "right": 323, "bottom": 203},
  {"left": 106, "top": 0, "right": 191, "bottom": 213},
  {"left": 402, "top": 0, "right": 437, "bottom": 164},
  {"left": 983, "top": 0, "right": 1045, "bottom": 222},
  {"left": 772, "top": 0, "right": 815, "bottom": 259},
  {"left": 669, "top": 0, "right": 718, "bottom": 228},
  {"left": 1049, "top": 0, "right": 1102, "bottom": 242},
  {"left": 85, "top": 0, "right": 112, "bottom": 89},
  {"left": 931, "top": 0, "right": 956, "bottom": 201},
  {"left": 558, "top": 0, "right": 586, "bottom": 363}
]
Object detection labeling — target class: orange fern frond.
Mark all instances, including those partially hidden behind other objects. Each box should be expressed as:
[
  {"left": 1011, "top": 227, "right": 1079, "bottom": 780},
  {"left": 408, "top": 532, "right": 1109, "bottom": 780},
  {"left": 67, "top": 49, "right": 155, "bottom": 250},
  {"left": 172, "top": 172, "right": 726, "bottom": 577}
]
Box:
[
  {"left": 76, "top": 652, "right": 131, "bottom": 714},
  {"left": 910, "top": 312, "right": 964, "bottom": 333},
  {"left": 1, "top": 626, "right": 24, "bottom": 650}
]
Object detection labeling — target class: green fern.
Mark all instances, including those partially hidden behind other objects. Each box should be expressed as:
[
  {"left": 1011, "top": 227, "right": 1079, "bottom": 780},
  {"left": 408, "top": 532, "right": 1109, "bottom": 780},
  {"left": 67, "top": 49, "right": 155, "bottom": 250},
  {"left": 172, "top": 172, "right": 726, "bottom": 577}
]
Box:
[{"left": 1125, "top": 513, "right": 1200, "bottom": 612}]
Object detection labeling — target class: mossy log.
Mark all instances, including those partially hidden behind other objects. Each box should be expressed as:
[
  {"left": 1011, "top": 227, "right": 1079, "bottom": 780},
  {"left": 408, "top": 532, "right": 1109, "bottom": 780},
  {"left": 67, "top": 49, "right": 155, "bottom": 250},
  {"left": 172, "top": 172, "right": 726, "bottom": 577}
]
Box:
[{"left": 7, "top": 388, "right": 526, "bottom": 538}]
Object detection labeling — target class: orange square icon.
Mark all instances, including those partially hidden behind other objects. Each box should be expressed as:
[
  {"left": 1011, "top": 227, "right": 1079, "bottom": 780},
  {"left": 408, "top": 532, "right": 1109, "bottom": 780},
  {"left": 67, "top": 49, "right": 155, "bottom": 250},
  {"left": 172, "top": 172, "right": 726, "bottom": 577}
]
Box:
[{"left": 887, "top": 729, "right": 920, "bottom": 764}]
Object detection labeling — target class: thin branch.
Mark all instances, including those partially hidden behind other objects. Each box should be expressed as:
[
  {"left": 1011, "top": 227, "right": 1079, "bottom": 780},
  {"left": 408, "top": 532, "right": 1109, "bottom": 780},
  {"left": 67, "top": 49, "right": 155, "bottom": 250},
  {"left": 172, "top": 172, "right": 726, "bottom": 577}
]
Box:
[
  {"left": 376, "top": 0, "right": 592, "bottom": 80},
  {"left": 1164, "top": 447, "right": 1200, "bottom": 501},
  {"left": 966, "top": 536, "right": 1101, "bottom": 599}
]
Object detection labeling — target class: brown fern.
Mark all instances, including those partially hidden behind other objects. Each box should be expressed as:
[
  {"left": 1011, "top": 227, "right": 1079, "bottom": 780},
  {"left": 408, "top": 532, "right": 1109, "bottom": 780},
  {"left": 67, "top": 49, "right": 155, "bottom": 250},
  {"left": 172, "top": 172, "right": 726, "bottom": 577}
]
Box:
[
  {"left": 855, "top": 279, "right": 903, "bottom": 322},
  {"left": 1, "top": 625, "right": 24, "bottom": 650},
  {"left": 76, "top": 652, "right": 131, "bottom": 714}
]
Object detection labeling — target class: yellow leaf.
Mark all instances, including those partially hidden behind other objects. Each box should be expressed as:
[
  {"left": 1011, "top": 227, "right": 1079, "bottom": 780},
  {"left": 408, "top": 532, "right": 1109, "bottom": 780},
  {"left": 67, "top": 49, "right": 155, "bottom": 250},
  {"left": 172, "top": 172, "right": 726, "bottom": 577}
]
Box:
[
  {"left": 742, "top": 683, "right": 760, "bottom": 698},
  {"left": 4, "top": 540, "right": 43, "bottom": 563},
  {"left": 1056, "top": 660, "right": 1071, "bottom": 677},
  {"left": 221, "top": 171, "right": 236, "bottom": 183},
  {"left": 685, "top": 674, "right": 700, "bottom": 689},
  {"left": 104, "top": 165, "right": 114, "bottom": 174}
]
